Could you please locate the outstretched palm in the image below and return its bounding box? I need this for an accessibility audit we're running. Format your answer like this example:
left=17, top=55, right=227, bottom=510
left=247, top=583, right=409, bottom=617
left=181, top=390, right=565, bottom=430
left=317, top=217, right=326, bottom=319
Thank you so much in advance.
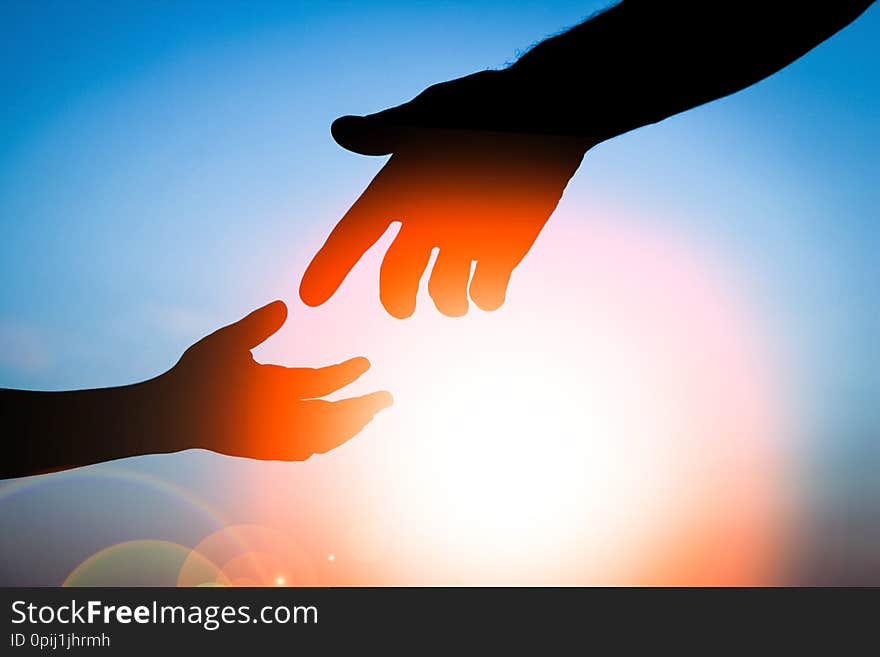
left=164, top=300, right=392, bottom=460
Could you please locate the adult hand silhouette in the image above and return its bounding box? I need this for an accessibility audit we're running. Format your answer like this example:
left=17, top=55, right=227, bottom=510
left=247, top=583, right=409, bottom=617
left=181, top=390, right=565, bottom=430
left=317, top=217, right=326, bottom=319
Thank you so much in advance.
left=166, top=300, right=393, bottom=460
left=300, top=127, right=586, bottom=318
left=301, top=1, right=873, bottom=319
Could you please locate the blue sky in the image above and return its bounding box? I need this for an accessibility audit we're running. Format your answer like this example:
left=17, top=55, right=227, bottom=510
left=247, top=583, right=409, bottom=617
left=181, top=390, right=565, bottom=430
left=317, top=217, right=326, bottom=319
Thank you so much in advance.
left=1, top=0, right=613, bottom=388
left=1, top=1, right=876, bottom=394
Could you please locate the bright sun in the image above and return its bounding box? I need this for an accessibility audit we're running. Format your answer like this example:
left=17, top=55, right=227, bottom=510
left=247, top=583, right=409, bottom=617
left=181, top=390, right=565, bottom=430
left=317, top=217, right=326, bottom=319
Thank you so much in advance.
left=260, top=212, right=789, bottom=585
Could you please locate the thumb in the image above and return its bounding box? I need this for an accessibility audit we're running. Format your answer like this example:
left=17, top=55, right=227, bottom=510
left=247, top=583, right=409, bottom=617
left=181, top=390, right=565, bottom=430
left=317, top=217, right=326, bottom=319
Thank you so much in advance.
left=211, top=300, right=288, bottom=351
left=331, top=114, right=399, bottom=157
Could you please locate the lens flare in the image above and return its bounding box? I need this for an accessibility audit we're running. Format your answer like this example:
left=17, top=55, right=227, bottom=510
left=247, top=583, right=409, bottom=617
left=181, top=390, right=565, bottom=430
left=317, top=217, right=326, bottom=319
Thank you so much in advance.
left=259, top=209, right=791, bottom=584
left=177, top=524, right=319, bottom=587
left=64, top=539, right=220, bottom=587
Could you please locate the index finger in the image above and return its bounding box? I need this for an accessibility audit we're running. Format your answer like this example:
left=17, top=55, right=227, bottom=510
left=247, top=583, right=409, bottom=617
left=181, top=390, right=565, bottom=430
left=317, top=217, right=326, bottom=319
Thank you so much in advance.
left=299, top=159, right=401, bottom=306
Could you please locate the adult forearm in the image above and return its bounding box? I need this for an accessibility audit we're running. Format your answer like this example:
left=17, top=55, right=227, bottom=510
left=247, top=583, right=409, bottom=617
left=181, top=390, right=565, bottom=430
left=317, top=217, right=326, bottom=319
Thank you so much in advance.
left=332, top=1, right=874, bottom=155
left=507, top=0, right=874, bottom=141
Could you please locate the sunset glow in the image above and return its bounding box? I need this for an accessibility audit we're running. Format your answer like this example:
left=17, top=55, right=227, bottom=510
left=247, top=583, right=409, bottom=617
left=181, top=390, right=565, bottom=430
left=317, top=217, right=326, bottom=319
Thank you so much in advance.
left=246, top=209, right=792, bottom=585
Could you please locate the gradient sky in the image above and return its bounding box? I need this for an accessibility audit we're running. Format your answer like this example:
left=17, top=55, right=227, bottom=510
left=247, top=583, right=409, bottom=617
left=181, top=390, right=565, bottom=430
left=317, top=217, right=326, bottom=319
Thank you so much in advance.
left=0, top=1, right=877, bottom=584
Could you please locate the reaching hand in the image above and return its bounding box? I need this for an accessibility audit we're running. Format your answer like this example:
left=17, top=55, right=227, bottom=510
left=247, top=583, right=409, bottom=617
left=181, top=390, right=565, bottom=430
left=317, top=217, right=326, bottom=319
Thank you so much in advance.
left=163, top=300, right=392, bottom=460
left=300, top=72, right=587, bottom=318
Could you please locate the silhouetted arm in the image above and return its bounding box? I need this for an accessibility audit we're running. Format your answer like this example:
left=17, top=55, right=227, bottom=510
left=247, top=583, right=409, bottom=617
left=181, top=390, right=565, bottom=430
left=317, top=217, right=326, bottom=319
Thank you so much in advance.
left=510, top=0, right=874, bottom=141
left=1, top=301, right=392, bottom=479
left=0, top=381, right=175, bottom=478
left=333, top=0, right=875, bottom=152
left=302, top=0, right=873, bottom=318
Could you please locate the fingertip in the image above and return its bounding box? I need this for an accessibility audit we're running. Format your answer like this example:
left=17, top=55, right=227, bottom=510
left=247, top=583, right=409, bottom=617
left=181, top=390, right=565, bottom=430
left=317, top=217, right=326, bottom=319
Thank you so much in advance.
left=471, top=289, right=506, bottom=312
left=331, top=115, right=396, bottom=156
left=432, top=295, right=469, bottom=317
left=298, top=277, right=328, bottom=308
left=343, top=356, right=371, bottom=375
left=470, top=258, right=515, bottom=312
left=251, top=300, right=288, bottom=332
left=384, top=297, right=417, bottom=320
left=429, top=279, right=469, bottom=317
left=352, top=355, right=371, bottom=368
left=299, top=293, right=320, bottom=308
left=427, top=251, right=472, bottom=318
left=263, top=300, right=289, bottom=333
left=358, top=390, right=394, bottom=413
left=330, top=115, right=362, bottom=144
left=469, top=273, right=509, bottom=312
left=267, top=299, right=288, bottom=319
left=374, top=390, right=394, bottom=410
left=252, top=298, right=287, bottom=318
